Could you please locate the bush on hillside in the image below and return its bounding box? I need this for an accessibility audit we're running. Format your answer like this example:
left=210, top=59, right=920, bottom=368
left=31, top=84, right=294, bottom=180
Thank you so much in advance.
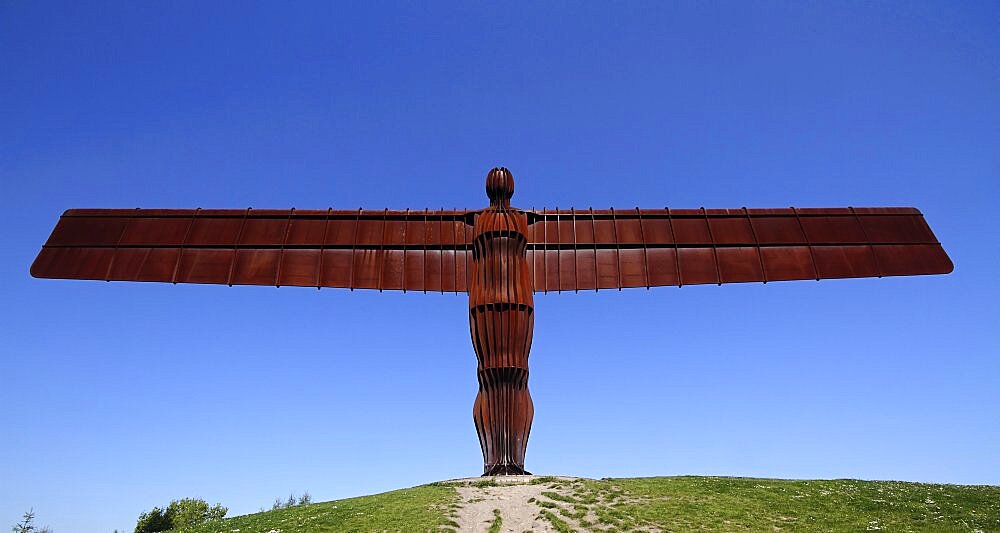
left=134, top=498, right=226, bottom=533
left=134, top=507, right=170, bottom=533
left=269, top=491, right=312, bottom=511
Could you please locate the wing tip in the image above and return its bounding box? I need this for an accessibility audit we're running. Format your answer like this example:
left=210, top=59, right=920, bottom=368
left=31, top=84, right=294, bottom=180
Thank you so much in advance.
left=941, top=252, right=955, bottom=275
left=29, top=254, right=48, bottom=279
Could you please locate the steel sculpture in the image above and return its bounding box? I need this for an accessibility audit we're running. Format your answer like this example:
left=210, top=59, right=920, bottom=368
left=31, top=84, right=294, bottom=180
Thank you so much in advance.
left=30, top=167, right=954, bottom=476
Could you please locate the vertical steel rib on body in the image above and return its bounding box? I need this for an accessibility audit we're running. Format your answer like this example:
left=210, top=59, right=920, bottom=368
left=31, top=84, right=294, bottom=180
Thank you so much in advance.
left=469, top=168, right=534, bottom=476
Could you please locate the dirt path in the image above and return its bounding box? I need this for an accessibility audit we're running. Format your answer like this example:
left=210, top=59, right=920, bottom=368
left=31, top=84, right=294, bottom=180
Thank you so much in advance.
left=444, top=475, right=659, bottom=532
left=452, top=476, right=554, bottom=532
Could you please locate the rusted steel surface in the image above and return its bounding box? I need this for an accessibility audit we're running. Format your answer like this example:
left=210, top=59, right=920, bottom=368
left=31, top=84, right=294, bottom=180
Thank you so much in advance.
left=523, top=207, right=952, bottom=291
left=30, top=167, right=955, bottom=476
left=32, top=205, right=952, bottom=292
left=30, top=208, right=475, bottom=291
left=469, top=168, right=534, bottom=475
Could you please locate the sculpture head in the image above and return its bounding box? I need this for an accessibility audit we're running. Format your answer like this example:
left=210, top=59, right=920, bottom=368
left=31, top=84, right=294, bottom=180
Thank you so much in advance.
left=486, top=167, right=514, bottom=208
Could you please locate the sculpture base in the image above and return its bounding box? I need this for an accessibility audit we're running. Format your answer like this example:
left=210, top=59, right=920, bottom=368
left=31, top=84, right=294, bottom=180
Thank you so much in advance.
left=483, top=464, right=532, bottom=476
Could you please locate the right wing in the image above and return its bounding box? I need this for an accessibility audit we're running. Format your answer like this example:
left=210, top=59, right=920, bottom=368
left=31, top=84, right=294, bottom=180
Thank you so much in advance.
left=525, top=207, right=953, bottom=292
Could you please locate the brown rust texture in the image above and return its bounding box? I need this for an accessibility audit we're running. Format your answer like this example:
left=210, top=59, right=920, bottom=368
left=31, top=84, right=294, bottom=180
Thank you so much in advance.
left=29, top=166, right=955, bottom=476
left=523, top=206, right=952, bottom=291
left=30, top=208, right=474, bottom=291
left=30, top=206, right=952, bottom=292
left=469, top=167, right=534, bottom=475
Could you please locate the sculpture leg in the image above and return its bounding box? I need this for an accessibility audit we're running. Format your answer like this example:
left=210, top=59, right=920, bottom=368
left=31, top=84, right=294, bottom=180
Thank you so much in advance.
left=471, top=305, right=534, bottom=475
left=473, top=368, right=534, bottom=475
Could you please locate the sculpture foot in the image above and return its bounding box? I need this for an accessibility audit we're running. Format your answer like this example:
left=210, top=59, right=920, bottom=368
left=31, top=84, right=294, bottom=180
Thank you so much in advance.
left=483, top=464, right=531, bottom=476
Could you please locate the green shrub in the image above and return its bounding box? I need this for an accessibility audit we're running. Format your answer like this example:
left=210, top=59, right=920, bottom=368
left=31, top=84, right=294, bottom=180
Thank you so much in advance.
left=269, top=490, right=312, bottom=510
left=134, top=498, right=226, bottom=533
left=166, top=499, right=227, bottom=528
left=134, top=507, right=171, bottom=533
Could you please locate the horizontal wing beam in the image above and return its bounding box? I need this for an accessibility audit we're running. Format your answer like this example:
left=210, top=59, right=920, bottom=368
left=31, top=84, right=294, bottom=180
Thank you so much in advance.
left=524, top=207, right=953, bottom=292
left=31, top=208, right=475, bottom=292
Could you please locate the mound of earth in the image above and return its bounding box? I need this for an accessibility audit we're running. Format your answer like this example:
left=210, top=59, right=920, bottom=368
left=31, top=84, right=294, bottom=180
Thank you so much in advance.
left=167, top=475, right=1000, bottom=532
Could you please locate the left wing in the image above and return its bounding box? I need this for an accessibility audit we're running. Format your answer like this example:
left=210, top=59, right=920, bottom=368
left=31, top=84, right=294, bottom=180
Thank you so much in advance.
left=31, top=208, right=475, bottom=292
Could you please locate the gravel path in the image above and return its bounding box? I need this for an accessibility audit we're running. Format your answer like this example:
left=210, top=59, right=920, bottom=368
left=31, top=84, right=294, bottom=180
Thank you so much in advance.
left=448, top=476, right=579, bottom=532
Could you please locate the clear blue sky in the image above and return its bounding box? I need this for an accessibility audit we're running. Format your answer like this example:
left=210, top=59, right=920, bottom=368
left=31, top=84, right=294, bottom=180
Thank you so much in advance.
left=2, top=2, right=997, bottom=531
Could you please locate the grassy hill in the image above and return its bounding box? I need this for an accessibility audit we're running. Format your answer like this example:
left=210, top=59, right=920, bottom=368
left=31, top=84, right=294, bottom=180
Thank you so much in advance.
left=169, top=476, right=999, bottom=532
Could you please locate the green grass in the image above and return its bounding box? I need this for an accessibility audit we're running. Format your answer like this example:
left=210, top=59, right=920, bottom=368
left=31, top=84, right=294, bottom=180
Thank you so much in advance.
left=537, top=476, right=1000, bottom=532
left=487, top=508, right=502, bottom=533
left=538, top=509, right=574, bottom=532
left=165, top=483, right=457, bottom=533
left=164, top=476, right=1000, bottom=532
